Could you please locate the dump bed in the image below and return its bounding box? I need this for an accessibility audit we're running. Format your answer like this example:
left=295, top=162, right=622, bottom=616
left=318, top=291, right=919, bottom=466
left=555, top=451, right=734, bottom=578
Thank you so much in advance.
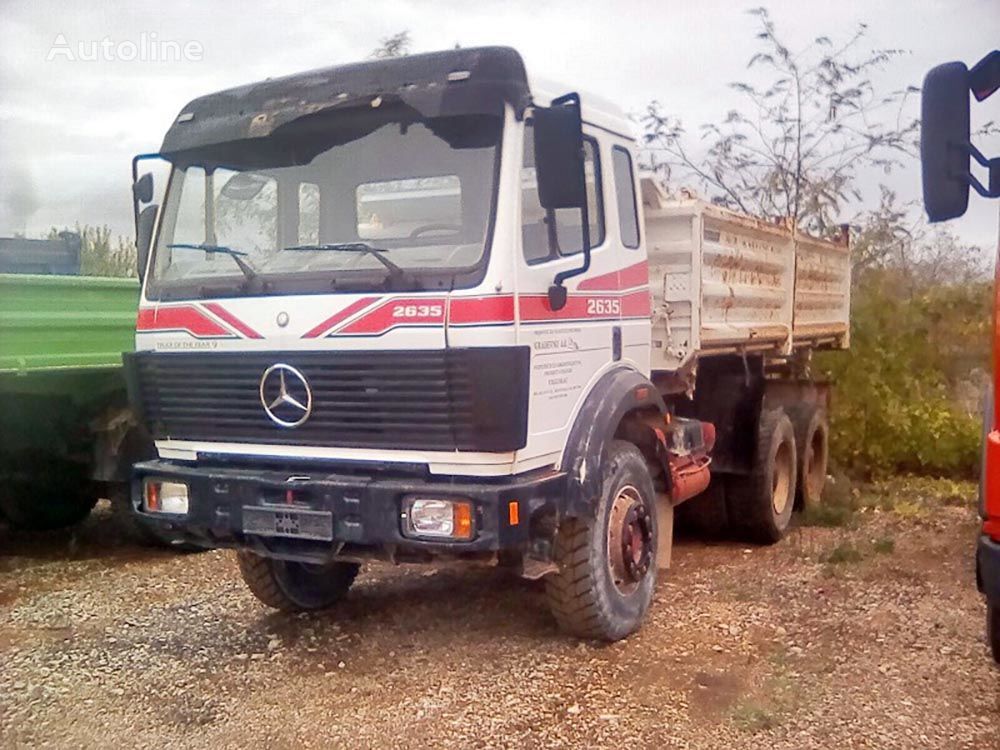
left=641, top=180, right=851, bottom=373
left=0, top=274, right=138, bottom=374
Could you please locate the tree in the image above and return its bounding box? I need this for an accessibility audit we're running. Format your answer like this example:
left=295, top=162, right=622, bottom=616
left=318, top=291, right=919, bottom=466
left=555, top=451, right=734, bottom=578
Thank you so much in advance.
left=371, top=31, right=412, bottom=59
left=851, top=187, right=988, bottom=291
left=642, top=7, right=919, bottom=235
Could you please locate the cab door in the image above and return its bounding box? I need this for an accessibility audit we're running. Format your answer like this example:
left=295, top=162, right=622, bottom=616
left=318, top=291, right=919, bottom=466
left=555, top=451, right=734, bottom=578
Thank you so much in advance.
left=514, top=123, right=622, bottom=466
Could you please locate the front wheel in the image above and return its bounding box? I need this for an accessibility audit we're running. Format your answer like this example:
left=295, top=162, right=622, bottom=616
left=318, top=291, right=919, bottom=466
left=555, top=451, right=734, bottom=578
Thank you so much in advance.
left=237, top=550, right=360, bottom=612
left=989, top=599, right=1000, bottom=664
left=545, top=440, right=658, bottom=641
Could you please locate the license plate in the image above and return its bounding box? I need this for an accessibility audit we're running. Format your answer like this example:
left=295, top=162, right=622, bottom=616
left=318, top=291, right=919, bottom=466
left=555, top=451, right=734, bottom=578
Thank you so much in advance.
left=242, top=506, right=334, bottom=541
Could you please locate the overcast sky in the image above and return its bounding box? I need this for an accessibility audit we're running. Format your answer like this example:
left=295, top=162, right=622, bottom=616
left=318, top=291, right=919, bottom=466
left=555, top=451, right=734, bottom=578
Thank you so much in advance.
left=1, top=0, right=997, bottom=248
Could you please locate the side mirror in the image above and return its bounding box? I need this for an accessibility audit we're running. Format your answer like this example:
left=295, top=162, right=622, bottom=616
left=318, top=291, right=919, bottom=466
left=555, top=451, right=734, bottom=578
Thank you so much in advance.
left=136, top=204, right=158, bottom=282
left=132, top=153, right=165, bottom=282
left=534, top=95, right=587, bottom=210
left=921, top=62, right=971, bottom=222
left=533, top=93, right=591, bottom=311
left=133, top=172, right=154, bottom=204
left=921, top=51, right=1000, bottom=223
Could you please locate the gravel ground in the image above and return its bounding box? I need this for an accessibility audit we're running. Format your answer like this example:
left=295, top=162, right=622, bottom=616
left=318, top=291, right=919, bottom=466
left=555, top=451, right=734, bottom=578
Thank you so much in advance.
left=1, top=479, right=997, bottom=749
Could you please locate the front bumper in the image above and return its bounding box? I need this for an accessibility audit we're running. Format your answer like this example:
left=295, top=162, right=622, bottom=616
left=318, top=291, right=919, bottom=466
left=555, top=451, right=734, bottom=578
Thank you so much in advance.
left=131, top=459, right=565, bottom=563
left=977, top=534, right=1000, bottom=601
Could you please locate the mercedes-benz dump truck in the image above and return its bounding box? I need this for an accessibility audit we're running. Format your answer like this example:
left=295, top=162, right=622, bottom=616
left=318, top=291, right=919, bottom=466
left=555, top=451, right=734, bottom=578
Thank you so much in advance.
left=125, top=47, right=849, bottom=640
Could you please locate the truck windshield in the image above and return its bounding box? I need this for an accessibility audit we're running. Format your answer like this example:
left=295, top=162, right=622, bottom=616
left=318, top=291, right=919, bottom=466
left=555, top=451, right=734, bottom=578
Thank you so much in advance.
left=146, top=110, right=502, bottom=299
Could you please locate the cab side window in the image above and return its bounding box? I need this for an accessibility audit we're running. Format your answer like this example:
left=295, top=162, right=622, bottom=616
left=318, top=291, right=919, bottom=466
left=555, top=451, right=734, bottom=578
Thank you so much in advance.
left=521, top=123, right=605, bottom=264
left=612, top=146, right=640, bottom=249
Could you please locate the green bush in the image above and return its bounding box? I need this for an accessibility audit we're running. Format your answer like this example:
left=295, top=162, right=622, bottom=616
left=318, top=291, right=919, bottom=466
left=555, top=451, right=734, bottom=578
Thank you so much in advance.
left=817, top=269, right=989, bottom=479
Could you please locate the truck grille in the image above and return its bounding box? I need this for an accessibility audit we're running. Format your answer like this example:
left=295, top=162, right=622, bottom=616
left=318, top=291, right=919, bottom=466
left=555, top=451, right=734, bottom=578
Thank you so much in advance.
left=125, top=348, right=529, bottom=453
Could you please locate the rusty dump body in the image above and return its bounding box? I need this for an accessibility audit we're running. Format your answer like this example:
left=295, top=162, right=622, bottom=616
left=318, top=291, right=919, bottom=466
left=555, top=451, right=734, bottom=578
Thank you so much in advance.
left=641, top=179, right=851, bottom=373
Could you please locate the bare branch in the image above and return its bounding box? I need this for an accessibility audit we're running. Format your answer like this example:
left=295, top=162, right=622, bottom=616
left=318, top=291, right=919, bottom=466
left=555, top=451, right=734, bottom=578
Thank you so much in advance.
left=641, top=6, right=918, bottom=233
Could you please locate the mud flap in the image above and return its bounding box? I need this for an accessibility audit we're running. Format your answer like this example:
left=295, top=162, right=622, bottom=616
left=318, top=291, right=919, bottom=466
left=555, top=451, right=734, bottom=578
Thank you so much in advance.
left=656, top=494, right=674, bottom=570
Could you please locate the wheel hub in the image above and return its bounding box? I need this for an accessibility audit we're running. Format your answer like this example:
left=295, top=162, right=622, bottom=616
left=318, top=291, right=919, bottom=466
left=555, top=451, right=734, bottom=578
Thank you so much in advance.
left=607, top=485, right=653, bottom=594
left=772, top=442, right=793, bottom=516
left=621, top=504, right=652, bottom=582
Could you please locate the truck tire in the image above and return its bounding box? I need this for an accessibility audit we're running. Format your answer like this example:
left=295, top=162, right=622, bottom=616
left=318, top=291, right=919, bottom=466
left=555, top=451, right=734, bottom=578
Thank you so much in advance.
left=0, top=460, right=97, bottom=531
left=675, top=479, right=728, bottom=537
left=545, top=440, right=658, bottom=641
left=726, top=408, right=797, bottom=544
left=790, top=405, right=829, bottom=509
left=989, top=600, right=1000, bottom=664
left=237, top=550, right=360, bottom=612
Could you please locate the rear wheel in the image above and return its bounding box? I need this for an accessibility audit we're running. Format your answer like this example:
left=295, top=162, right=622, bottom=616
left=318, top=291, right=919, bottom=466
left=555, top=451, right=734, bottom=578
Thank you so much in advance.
left=989, top=599, right=1000, bottom=664
left=545, top=440, right=658, bottom=641
left=237, top=550, right=360, bottom=612
left=790, top=405, right=829, bottom=509
left=726, top=408, right=797, bottom=544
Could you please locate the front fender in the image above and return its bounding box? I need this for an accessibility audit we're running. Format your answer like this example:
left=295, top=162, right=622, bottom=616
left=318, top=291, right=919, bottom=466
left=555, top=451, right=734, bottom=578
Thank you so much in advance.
left=559, top=367, right=666, bottom=518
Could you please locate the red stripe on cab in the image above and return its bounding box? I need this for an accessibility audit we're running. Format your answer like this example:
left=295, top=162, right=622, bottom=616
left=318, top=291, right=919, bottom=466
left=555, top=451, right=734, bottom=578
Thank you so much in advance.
left=302, top=297, right=380, bottom=338
left=203, top=303, right=263, bottom=339
left=577, top=260, right=649, bottom=292
left=136, top=305, right=233, bottom=338
left=621, top=289, right=652, bottom=317
left=449, top=296, right=516, bottom=325
left=338, top=297, right=446, bottom=335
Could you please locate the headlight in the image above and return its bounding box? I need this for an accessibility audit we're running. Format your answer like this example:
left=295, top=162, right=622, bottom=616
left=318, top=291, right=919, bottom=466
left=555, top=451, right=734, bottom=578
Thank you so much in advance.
left=143, top=479, right=189, bottom=515
left=403, top=497, right=474, bottom=540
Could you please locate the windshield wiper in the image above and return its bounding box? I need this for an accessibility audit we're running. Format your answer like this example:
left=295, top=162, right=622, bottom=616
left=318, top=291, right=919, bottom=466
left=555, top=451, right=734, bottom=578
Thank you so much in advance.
left=168, top=243, right=260, bottom=284
left=282, top=242, right=404, bottom=278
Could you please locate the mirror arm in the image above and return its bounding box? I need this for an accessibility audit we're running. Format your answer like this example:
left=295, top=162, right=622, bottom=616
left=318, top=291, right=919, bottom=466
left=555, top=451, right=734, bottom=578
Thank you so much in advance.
left=967, top=169, right=1000, bottom=199
left=970, top=142, right=993, bottom=168
left=965, top=144, right=1000, bottom=198
left=553, top=201, right=592, bottom=288
left=553, top=121, right=592, bottom=290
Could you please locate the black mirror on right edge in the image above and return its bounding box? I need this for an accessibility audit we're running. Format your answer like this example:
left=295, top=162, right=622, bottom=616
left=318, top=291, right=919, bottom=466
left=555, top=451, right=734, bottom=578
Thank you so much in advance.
left=922, top=51, right=1000, bottom=223
left=921, top=62, right=971, bottom=222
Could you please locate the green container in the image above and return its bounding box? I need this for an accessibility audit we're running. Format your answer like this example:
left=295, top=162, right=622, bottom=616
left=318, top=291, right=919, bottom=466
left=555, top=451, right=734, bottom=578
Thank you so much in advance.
left=0, top=273, right=138, bottom=375
left=0, top=273, right=140, bottom=529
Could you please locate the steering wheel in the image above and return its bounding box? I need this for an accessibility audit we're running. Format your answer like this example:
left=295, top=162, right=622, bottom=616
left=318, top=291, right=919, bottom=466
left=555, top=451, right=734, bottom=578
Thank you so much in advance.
left=409, top=223, right=461, bottom=238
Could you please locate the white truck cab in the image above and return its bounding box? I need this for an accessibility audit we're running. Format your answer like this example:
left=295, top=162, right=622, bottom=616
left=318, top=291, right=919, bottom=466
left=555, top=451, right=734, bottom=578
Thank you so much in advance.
left=127, top=47, right=849, bottom=640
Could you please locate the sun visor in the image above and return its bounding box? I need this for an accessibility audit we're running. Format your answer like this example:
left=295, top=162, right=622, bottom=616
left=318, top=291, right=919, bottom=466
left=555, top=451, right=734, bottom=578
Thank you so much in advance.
left=160, top=46, right=531, bottom=161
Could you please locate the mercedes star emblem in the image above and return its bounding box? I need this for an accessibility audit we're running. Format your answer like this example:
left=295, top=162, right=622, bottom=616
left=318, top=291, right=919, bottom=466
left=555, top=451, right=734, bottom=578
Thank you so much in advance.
left=259, top=363, right=313, bottom=428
